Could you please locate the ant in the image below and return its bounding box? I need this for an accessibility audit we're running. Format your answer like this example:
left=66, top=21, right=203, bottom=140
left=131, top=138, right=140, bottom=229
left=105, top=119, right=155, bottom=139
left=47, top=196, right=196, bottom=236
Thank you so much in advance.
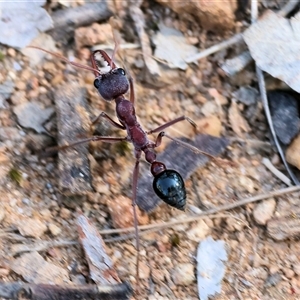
left=30, top=42, right=215, bottom=290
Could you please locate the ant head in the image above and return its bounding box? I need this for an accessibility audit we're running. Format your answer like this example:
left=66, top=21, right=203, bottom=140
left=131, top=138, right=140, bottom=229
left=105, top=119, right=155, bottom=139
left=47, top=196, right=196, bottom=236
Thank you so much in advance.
left=94, top=67, right=129, bottom=101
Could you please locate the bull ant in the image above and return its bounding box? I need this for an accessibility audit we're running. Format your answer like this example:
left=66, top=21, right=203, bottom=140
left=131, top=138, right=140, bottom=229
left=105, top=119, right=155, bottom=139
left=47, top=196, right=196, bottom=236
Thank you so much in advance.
left=30, top=43, right=215, bottom=290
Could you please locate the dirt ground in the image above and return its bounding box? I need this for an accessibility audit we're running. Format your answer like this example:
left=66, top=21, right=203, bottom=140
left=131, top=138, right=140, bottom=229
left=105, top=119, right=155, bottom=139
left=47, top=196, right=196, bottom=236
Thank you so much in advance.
left=1, top=1, right=300, bottom=300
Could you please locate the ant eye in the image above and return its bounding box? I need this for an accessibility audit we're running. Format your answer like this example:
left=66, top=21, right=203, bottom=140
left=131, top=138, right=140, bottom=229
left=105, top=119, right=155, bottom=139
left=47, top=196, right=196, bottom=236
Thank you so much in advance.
left=117, top=68, right=126, bottom=76
left=94, top=78, right=100, bottom=89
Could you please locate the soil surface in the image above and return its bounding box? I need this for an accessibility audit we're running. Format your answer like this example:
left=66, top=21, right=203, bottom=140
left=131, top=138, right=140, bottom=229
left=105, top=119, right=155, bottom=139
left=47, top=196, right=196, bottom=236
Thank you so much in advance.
left=1, top=1, right=300, bottom=300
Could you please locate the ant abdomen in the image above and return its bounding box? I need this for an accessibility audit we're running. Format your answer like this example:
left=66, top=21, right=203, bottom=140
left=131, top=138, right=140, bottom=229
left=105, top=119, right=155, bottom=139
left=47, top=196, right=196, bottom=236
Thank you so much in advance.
left=94, top=68, right=129, bottom=101
left=152, top=169, right=186, bottom=210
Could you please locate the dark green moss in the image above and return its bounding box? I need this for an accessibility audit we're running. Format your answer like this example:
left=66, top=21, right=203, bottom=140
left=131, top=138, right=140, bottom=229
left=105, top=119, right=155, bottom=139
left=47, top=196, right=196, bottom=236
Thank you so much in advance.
left=170, top=233, right=180, bottom=247
left=114, top=141, right=131, bottom=156
left=9, top=168, right=22, bottom=185
left=0, top=51, right=5, bottom=61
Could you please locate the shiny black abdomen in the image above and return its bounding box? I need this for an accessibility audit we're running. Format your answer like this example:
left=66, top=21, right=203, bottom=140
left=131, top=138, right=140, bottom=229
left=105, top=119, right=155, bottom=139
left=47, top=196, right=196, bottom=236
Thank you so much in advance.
left=152, top=170, right=186, bottom=210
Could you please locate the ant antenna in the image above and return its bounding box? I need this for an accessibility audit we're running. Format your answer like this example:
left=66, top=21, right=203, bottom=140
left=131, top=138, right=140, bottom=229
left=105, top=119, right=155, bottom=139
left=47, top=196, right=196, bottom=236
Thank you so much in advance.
left=110, top=32, right=120, bottom=69
left=109, top=17, right=122, bottom=70
left=28, top=46, right=102, bottom=76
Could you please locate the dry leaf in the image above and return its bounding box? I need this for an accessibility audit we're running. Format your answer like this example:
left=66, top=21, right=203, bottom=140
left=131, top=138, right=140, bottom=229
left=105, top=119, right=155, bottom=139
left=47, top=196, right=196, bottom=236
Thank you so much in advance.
left=153, top=24, right=198, bottom=70
left=243, top=10, right=300, bottom=93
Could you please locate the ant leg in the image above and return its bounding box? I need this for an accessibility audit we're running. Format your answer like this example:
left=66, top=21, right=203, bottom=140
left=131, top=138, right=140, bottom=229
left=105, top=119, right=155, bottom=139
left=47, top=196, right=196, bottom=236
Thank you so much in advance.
left=91, top=112, right=126, bottom=130
left=129, top=76, right=135, bottom=105
left=146, top=116, right=196, bottom=135
left=132, top=150, right=141, bottom=289
left=154, top=132, right=216, bottom=159
left=45, top=136, right=127, bottom=154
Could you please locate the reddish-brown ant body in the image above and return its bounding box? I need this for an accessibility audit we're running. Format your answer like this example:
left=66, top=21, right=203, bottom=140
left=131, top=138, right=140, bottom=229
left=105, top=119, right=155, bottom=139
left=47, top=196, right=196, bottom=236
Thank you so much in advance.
left=88, top=49, right=196, bottom=283
left=30, top=44, right=213, bottom=289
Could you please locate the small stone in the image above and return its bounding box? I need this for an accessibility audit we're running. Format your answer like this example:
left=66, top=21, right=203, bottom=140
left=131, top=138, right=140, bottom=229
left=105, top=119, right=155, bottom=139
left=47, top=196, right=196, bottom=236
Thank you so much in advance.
left=74, top=23, right=113, bottom=50
left=201, top=101, right=219, bottom=116
left=293, top=264, right=300, bottom=276
left=232, top=86, right=259, bottom=106
left=0, top=206, right=5, bottom=222
left=0, top=79, right=15, bottom=108
left=282, top=267, right=294, bottom=279
left=17, top=218, right=47, bottom=238
left=229, top=100, right=251, bottom=137
left=11, top=252, right=70, bottom=284
left=265, top=273, right=282, bottom=287
left=139, top=261, right=150, bottom=279
left=208, top=88, right=228, bottom=105
left=238, top=176, right=255, bottom=193
left=112, top=250, right=122, bottom=264
left=187, top=220, right=210, bottom=242
left=253, top=198, right=276, bottom=225
left=171, top=263, right=195, bottom=285
left=0, top=268, right=10, bottom=276
left=194, top=94, right=207, bottom=105
left=15, top=81, right=27, bottom=91
left=70, top=274, right=86, bottom=285
left=48, top=223, right=61, bottom=236
left=0, top=151, right=9, bottom=163
left=269, top=265, right=280, bottom=274
left=60, top=207, right=71, bottom=219
left=7, top=48, right=16, bottom=57
left=152, top=269, right=165, bottom=283
left=108, top=196, right=149, bottom=229
left=0, top=127, right=23, bottom=142
left=286, top=134, right=300, bottom=170
left=13, top=102, right=54, bottom=133
left=196, top=115, right=222, bottom=137
left=268, top=91, right=299, bottom=145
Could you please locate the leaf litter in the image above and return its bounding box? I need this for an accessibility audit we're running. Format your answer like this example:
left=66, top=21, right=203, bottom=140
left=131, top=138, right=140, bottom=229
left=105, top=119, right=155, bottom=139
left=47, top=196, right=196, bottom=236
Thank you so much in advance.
left=244, top=10, right=300, bottom=93
left=153, top=23, right=198, bottom=70
left=1, top=0, right=297, bottom=299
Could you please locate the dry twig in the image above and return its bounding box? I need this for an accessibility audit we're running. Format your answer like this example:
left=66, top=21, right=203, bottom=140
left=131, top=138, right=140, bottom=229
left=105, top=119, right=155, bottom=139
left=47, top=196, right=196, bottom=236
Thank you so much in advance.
left=262, top=158, right=292, bottom=186
left=99, top=185, right=300, bottom=236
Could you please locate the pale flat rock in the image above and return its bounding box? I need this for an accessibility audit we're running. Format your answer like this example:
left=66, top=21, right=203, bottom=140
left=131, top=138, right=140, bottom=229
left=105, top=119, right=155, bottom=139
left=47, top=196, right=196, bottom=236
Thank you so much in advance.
left=187, top=220, right=211, bottom=242
left=10, top=252, right=70, bottom=284
left=0, top=1, right=53, bottom=49
left=228, top=100, right=251, bottom=137
left=17, top=218, right=47, bottom=238
left=172, top=263, right=195, bottom=285
left=13, top=102, right=54, bottom=133
left=196, top=116, right=222, bottom=137
left=253, top=198, right=276, bottom=225
left=0, top=79, right=15, bottom=108
left=197, top=237, right=228, bottom=300
left=153, top=24, right=198, bottom=70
